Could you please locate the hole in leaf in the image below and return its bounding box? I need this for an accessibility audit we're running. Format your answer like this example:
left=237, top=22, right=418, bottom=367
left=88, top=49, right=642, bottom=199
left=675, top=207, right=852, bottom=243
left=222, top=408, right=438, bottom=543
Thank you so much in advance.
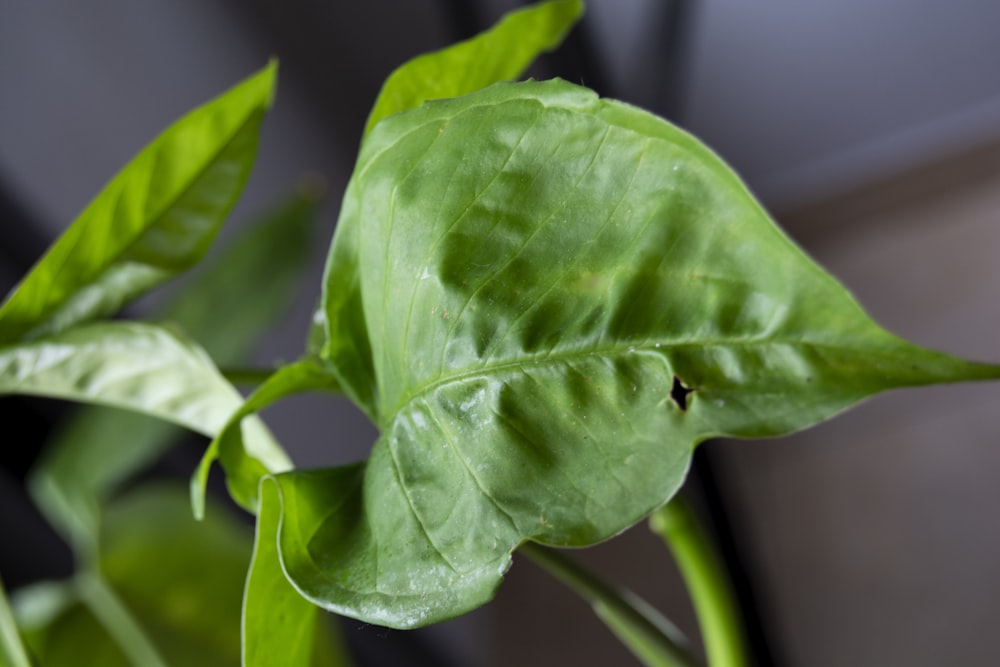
left=670, top=376, right=695, bottom=411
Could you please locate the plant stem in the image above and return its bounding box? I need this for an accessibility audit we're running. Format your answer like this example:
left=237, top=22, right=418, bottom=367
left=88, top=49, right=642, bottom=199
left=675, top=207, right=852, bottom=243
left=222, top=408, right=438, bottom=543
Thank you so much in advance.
left=75, top=572, right=170, bottom=667
left=650, top=496, right=749, bottom=667
left=221, top=367, right=275, bottom=386
left=0, top=574, right=33, bottom=667
left=519, top=541, right=703, bottom=667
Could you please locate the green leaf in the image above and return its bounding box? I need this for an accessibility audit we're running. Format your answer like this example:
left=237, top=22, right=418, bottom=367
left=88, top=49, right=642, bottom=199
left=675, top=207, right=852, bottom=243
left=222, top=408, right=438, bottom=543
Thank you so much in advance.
left=363, top=0, right=583, bottom=136
left=0, top=574, right=33, bottom=667
left=0, top=321, right=291, bottom=491
left=244, top=479, right=353, bottom=667
left=14, top=487, right=339, bottom=667
left=17, top=598, right=130, bottom=667
left=306, top=79, right=1000, bottom=627
left=321, top=0, right=583, bottom=414
left=163, top=186, right=322, bottom=363
left=192, top=358, right=342, bottom=519
left=28, top=191, right=321, bottom=551
left=0, top=61, right=277, bottom=344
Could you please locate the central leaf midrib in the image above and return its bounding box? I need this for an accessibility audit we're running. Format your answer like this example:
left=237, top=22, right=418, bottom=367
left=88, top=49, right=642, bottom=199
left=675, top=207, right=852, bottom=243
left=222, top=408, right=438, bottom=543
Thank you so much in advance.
left=380, top=334, right=887, bottom=428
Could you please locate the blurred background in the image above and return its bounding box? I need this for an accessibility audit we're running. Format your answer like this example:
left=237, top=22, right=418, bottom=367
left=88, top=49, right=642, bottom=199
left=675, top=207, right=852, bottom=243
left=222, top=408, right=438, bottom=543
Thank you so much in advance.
left=2, top=1, right=1000, bottom=665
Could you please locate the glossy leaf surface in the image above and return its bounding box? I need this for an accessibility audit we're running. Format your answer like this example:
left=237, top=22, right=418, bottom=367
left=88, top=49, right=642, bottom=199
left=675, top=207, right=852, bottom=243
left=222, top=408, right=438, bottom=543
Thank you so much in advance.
left=0, top=322, right=290, bottom=491
left=0, top=62, right=276, bottom=344
left=304, top=79, right=1000, bottom=627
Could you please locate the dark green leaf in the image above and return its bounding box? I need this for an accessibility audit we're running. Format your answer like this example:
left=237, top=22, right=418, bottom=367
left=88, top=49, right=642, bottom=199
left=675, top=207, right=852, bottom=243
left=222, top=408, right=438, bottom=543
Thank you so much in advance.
left=305, top=79, right=1000, bottom=627
left=363, top=0, right=583, bottom=136
left=192, top=358, right=342, bottom=519
left=0, top=62, right=277, bottom=344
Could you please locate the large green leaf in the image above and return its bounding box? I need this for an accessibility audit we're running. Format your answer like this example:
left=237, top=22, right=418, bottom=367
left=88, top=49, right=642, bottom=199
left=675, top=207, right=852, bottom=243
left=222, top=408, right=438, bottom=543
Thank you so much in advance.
left=0, top=62, right=276, bottom=344
left=0, top=321, right=291, bottom=513
left=322, top=0, right=583, bottom=414
left=28, top=192, right=320, bottom=553
left=300, top=79, right=1000, bottom=627
left=244, top=480, right=353, bottom=667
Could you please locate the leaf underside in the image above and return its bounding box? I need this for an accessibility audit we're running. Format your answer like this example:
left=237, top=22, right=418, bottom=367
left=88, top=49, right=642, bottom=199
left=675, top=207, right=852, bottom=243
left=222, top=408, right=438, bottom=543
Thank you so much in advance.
left=276, top=79, right=1000, bottom=628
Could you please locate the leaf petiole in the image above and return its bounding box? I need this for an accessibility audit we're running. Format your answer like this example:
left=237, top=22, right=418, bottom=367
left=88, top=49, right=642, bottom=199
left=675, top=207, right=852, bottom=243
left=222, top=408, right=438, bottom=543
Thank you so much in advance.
left=650, top=495, right=749, bottom=667
left=75, top=571, right=169, bottom=667
left=519, top=541, right=703, bottom=667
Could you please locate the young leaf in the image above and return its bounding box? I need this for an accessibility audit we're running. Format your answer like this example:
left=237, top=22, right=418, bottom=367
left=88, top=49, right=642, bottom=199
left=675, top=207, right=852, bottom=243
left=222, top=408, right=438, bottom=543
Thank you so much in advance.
left=0, top=321, right=291, bottom=485
left=321, top=0, right=583, bottom=412
left=0, top=62, right=277, bottom=344
left=304, top=79, right=1000, bottom=627
left=192, top=358, right=341, bottom=519
left=363, top=0, right=583, bottom=136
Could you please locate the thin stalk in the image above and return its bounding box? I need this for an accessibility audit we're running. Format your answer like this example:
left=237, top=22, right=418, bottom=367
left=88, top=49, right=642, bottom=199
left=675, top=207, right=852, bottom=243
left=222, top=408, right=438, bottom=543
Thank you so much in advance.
left=221, top=367, right=276, bottom=387
left=650, top=496, right=749, bottom=667
left=519, top=541, right=702, bottom=667
left=0, top=574, right=33, bottom=667
left=75, top=572, right=169, bottom=667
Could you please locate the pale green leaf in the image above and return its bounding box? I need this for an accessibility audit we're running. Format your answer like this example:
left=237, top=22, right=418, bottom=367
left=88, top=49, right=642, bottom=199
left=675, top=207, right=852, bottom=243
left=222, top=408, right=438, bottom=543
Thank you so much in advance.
left=0, top=62, right=277, bottom=344
left=304, top=79, right=1000, bottom=627
left=363, top=0, right=583, bottom=136
left=0, top=321, right=291, bottom=489
left=192, top=358, right=341, bottom=519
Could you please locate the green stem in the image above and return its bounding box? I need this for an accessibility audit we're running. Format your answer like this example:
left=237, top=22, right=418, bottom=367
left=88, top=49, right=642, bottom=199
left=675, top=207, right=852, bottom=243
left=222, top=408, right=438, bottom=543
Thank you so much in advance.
left=75, top=572, right=169, bottom=667
left=0, top=574, right=33, bottom=667
left=519, top=542, right=702, bottom=667
left=221, top=367, right=276, bottom=386
left=650, top=496, right=749, bottom=667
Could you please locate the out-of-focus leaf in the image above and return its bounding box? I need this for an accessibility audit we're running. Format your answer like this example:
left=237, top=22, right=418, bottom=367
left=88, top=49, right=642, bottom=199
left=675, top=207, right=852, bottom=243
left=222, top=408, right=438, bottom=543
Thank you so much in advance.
left=302, top=79, right=1000, bottom=627
left=17, top=598, right=130, bottom=667
left=0, top=322, right=291, bottom=507
left=97, top=487, right=248, bottom=666
left=0, top=574, right=33, bottom=667
left=192, top=358, right=341, bottom=519
left=163, top=187, right=322, bottom=361
left=323, top=0, right=583, bottom=413
left=28, top=190, right=321, bottom=553
left=14, top=487, right=350, bottom=667
left=0, top=62, right=277, bottom=344
left=243, top=479, right=353, bottom=667
left=363, top=0, right=583, bottom=136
